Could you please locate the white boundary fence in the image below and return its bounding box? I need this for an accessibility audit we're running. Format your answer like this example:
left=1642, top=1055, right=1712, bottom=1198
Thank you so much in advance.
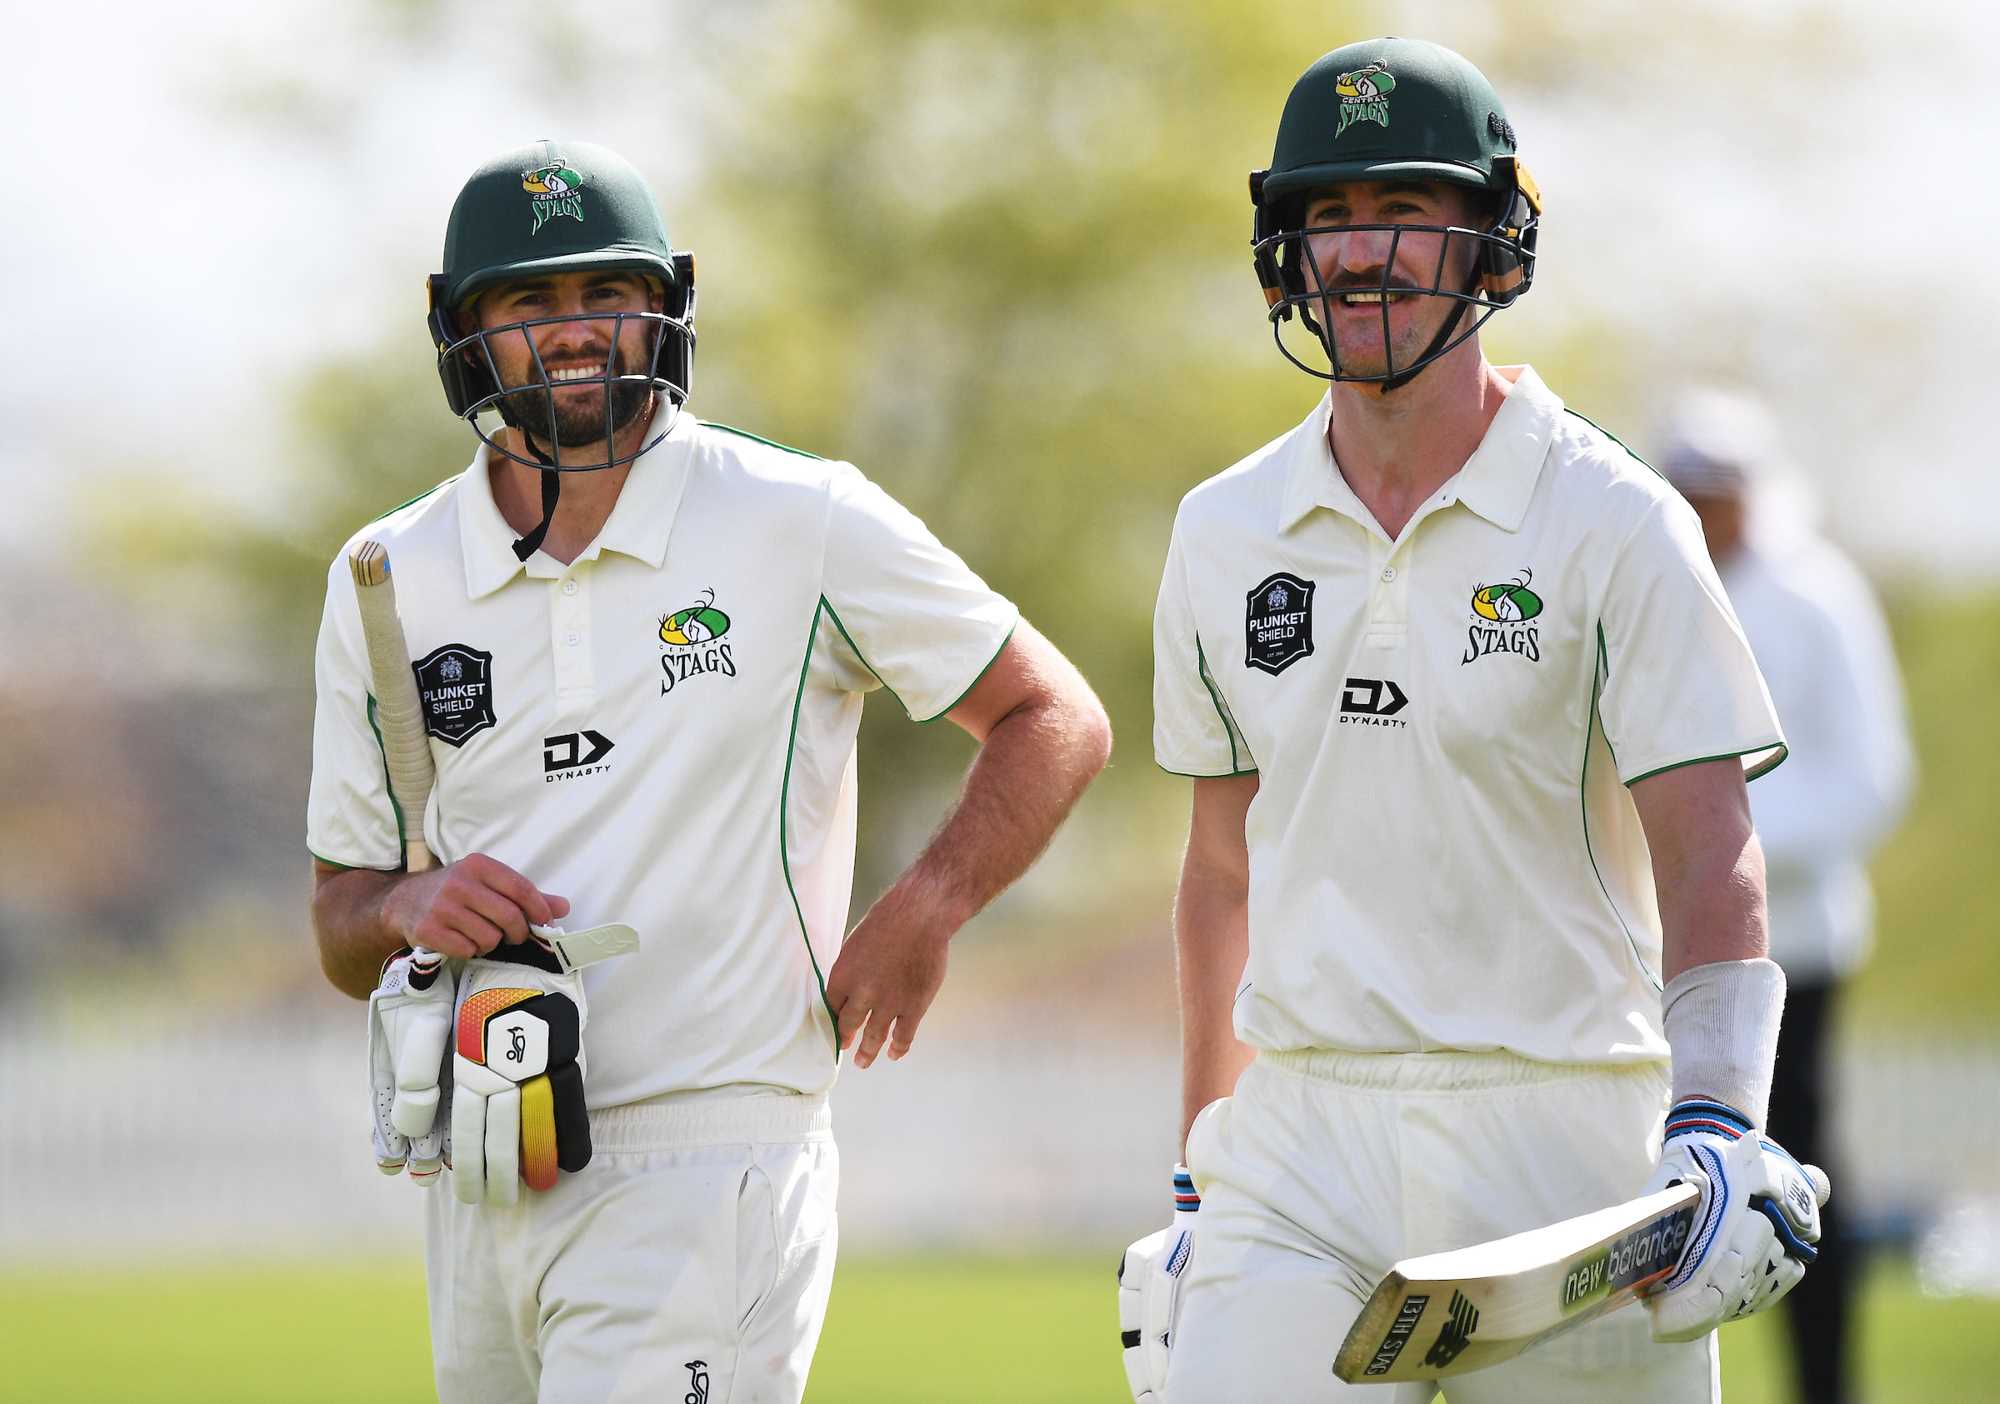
left=2, top=1016, right=1994, bottom=1261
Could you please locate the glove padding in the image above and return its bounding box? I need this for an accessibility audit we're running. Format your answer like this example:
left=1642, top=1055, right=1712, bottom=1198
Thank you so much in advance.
left=1643, top=1099, right=1830, bottom=1342
left=368, top=947, right=454, bottom=1184
left=1117, top=1166, right=1200, bottom=1402
left=450, top=945, right=594, bottom=1206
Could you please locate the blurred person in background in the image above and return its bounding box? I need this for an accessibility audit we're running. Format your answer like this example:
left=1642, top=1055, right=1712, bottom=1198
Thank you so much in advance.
left=1657, top=389, right=1915, bottom=1404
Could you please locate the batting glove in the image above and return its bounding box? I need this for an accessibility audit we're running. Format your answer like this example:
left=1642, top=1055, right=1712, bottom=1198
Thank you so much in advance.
left=447, top=942, right=600, bottom=1207
left=368, top=947, right=455, bottom=1185
left=1117, top=1165, right=1200, bottom=1402
left=1642, top=1098, right=1830, bottom=1341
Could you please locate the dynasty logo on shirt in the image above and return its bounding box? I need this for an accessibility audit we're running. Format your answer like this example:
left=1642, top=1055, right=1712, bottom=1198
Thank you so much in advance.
left=658, top=588, right=738, bottom=697
left=1246, top=571, right=1316, bottom=675
left=412, top=643, right=497, bottom=745
left=1462, top=568, right=1544, bottom=666
left=543, top=730, right=615, bottom=781
left=1339, top=677, right=1409, bottom=729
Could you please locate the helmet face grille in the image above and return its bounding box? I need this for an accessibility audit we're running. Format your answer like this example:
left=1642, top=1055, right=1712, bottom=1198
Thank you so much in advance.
left=431, top=299, right=696, bottom=473
left=1252, top=207, right=1537, bottom=388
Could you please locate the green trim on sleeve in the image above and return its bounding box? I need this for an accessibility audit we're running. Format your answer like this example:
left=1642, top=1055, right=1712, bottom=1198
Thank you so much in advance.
left=817, top=597, right=910, bottom=715
left=816, top=598, right=1017, bottom=725
left=1156, top=765, right=1262, bottom=780
left=1742, top=742, right=1789, bottom=783
left=782, top=598, right=841, bottom=1061
left=917, top=616, right=1018, bottom=725
left=308, top=849, right=398, bottom=873
left=365, top=478, right=451, bottom=527
left=1580, top=633, right=1657, bottom=992
left=1627, top=743, right=1789, bottom=788
left=364, top=693, right=409, bottom=856
left=700, top=421, right=826, bottom=460
left=1594, top=625, right=1619, bottom=771
left=1563, top=409, right=1661, bottom=480
left=1193, top=636, right=1254, bottom=775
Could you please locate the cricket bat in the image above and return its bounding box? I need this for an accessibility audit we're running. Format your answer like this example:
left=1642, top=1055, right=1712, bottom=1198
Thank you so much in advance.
left=349, top=540, right=635, bottom=975
left=1331, top=1182, right=1700, bottom=1383
left=349, top=540, right=436, bottom=873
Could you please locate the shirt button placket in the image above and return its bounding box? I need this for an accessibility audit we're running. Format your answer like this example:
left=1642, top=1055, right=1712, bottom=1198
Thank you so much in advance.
left=1367, top=544, right=1408, bottom=650
left=552, top=570, right=596, bottom=720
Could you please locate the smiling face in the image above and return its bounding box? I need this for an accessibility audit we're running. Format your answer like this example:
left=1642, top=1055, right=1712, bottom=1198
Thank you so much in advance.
left=471, top=269, right=665, bottom=450
left=1296, top=179, right=1489, bottom=381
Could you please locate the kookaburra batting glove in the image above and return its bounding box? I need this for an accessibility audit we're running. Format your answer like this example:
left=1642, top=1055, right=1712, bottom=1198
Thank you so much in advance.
left=1642, top=1098, right=1829, bottom=1341
left=449, top=922, right=640, bottom=1207
left=450, top=948, right=590, bottom=1206
left=1117, top=1165, right=1200, bottom=1402
left=368, top=947, right=455, bottom=1184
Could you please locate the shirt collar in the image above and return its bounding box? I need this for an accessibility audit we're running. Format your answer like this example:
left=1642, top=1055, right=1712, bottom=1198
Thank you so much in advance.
left=1449, top=365, right=1562, bottom=533
left=1276, top=391, right=1353, bottom=532
left=460, top=402, right=696, bottom=599
left=1275, top=364, right=1563, bottom=536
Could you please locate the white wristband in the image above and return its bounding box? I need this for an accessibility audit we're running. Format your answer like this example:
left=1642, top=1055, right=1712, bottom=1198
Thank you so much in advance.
left=1662, top=957, right=1786, bottom=1127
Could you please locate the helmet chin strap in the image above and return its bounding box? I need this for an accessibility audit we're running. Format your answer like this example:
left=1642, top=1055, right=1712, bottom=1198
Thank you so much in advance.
left=499, top=395, right=562, bottom=562
left=512, top=464, right=561, bottom=562
left=1375, top=268, right=1482, bottom=393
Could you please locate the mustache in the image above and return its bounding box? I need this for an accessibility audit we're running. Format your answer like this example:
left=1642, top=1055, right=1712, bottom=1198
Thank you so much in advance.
left=532, top=346, right=631, bottom=378
left=1315, top=276, right=1430, bottom=296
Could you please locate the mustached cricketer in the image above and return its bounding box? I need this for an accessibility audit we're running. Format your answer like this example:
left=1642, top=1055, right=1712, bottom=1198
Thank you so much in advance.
left=1119, top=39, right=1827, bottom=1403
left=307, top=141, right=1110, bottom=1403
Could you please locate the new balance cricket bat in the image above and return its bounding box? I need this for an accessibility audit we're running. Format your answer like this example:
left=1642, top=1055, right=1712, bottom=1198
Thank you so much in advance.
left=349, top=540, right=436, bottom=872
left=1330, top=1182, right=1700, bottom=1383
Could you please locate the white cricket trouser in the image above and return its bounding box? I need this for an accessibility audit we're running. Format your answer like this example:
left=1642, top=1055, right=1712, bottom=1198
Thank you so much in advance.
left=426, top=1088, right=838, bottom=1404
left=1166, top=1049, right=1718, bottom=1403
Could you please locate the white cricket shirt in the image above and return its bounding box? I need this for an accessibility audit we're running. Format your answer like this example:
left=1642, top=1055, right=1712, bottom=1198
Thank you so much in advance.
left=310, top=406, right=1017, bottom=1104
left=1154, top=366, right=1785, bottom=1065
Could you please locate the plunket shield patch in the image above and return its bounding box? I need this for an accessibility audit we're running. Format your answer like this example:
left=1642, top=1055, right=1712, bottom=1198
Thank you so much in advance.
left=413, top=643, right=497, bottom=746
left=1246, top=571, right=1316, bottom=674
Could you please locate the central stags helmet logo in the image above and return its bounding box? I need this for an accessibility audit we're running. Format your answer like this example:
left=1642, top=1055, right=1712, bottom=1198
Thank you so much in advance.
left=522, top=161, right=585, bottom=235
left=1334, top=62, right=1397, bottom=136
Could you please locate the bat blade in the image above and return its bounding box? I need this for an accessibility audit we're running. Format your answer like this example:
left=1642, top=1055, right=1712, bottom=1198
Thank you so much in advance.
left=349, top=540, right=436, bottom=873
left=1331, top=1183, right=1699, bottom=1383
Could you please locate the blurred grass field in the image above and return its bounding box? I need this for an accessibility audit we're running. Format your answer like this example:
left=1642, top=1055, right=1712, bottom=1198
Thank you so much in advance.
left=5, top=1253, right=1994, bottom=1401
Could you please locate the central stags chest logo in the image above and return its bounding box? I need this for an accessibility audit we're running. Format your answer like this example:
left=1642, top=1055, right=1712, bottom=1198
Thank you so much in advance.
left=522, top=161, right=585, bottom=234
left=1335, top=62, right=1397, bottom=137
left=1462, top=568, right=1545, bottom=666
left=658, top=588, right=738, bottom=697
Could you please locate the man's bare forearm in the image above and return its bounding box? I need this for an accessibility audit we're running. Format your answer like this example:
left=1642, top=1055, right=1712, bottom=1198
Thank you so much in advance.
left=312, top=864, right=415, bottom=1000
left=312, top=853, right=572, bottom=1000
left=1176, top=861, right=1255, bottom=1151
left=1657, top=829, right=1767, bottom=981
left=876, top=683, right=1111, bottom=936
left=1632, top=759, right=1769, bottom=981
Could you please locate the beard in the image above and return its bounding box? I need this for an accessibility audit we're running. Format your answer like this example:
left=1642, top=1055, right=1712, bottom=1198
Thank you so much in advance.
left=499, top=347, right=656, bottom=450
left=1319, top=291, right=1472, bottom=381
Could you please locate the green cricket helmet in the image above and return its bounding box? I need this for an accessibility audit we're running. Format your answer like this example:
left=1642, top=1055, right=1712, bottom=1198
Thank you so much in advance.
left=427, top=140, right=697, bottom=555
left=1249, top=38, right=1541, bottom=388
